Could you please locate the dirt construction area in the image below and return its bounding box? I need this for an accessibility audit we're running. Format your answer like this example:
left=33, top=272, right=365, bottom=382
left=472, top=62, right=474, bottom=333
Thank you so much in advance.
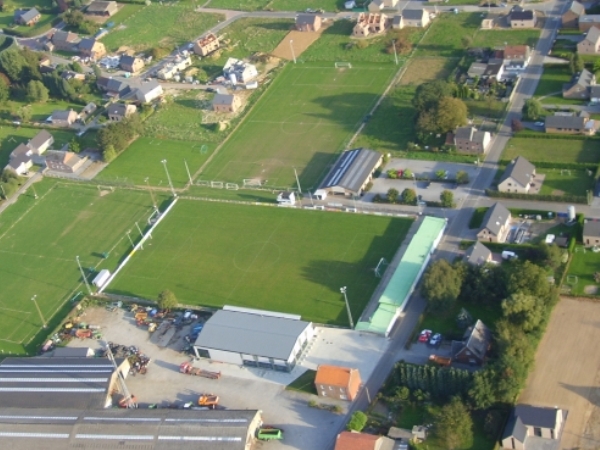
left=271, top=30, right=323, bottom=60
left=519, top=298, right=600, bottom=450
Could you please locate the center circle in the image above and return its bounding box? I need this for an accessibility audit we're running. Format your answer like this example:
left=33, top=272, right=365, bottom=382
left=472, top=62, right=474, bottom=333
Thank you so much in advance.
left=281, top=114, right=320, bottom=135
left=234, top=241, right=281, bottom=273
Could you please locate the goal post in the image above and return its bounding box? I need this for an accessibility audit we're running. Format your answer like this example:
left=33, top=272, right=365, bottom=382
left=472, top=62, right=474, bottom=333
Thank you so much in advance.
left=334, top=62, right=352, bottom=69
left=374, top=257, right=389, bottom=278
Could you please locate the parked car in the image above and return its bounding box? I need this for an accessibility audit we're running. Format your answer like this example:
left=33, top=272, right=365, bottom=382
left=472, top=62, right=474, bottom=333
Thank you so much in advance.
left=429, top=333, right=442, bottom=347
left=418, top=329, right=432, bottom=343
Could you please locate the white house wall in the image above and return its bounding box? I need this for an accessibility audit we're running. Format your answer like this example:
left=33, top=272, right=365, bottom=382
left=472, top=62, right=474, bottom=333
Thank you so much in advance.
left=207, top=348, right=243, bottom=365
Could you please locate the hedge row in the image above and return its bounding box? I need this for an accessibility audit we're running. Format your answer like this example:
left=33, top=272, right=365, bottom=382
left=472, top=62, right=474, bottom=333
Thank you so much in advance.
left=499, top=159, right=596, bottom=171
left=514, top=131, right=600, bottom=141
left=486, top=189, right=589, bottom=205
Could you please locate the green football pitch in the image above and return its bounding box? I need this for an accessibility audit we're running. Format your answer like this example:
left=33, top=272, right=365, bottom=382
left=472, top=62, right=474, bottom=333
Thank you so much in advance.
left=200, top=62, right=397, bottom=190
left=108, top=200, right=412, bottom=325
left=0, top=181, right=162, bottom=354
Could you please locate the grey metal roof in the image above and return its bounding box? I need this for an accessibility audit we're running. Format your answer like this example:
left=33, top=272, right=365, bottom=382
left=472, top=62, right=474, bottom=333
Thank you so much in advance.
left=52, top=30, right=80, bottom=45
left=28, top=130, right=53, bottom=151
left=467, top=62, right=487, bottom=77
left=514, top=404, right=559, bottom=429
left=52, top=109, right=76, bottom=121
left=573, top=68, right=594, bottom=89
left=0, top=408, right=261, bottom=450
left=213, top=93, right=235, bottom=106
left=7, top=143, right=32, bottom=170
left=510, top=9, right=534, bottom=20
left=465, top=242, right=492, bottom=266
left=108, top=103, right=128, bottom=117
left=462, top=319, right=491, bottom=359
left=584, top=220, right=600, bottom=238
left=454, top=126, right=487, bottom=145
left=402, top=9, right=425, bottom=20
left=48, top=347, right=95, bottom=357
left=194, top=310, right=312, bottom=360
left=136, top=79, right=161, bottom=95
left=502, top=414, right=527, bottom=443
left=319, top=148, right=381, bottom=194
left=78, top=38, right=97, bottom=51
left=481, top=202, right=510, bottom=236
left=545, top=114, right=587, bottom=130
left=500, top=156, right=535, bottom=188
left=0, top=357, right=120, bottom=409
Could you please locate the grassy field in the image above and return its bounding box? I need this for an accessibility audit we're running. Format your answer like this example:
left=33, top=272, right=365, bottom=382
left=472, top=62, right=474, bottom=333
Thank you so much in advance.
left=0, top=99, right=86, bottom=123
left=97, top=137, right=214, bottom=188
left=399, top=57, right=458, bottom=85
left=565, top=247, right=600, bottom=295
left=108, top=200, right=412, bottom=325
left=354, top=85, right=417, bottom=153
left=539, top=168, right=594, bottom=197
left=0, top=126, right=80, bottom=168
left=0, top=180, right=163, bottom=354
left=286, top=369, right=317, bottom=394
left=191, top=18, right=294, bottom=78
left=416, top=13, right=539, bottom=57
left=534, top=65, right=572, bottom=98
left=464, top=98, right=506, bottom=120
left=503, top=138, right=600, bottom=165
left=106, top=3, right=144, bottom=26
left=301, top=20, right=423, bottom=63
left=101, top=5, right=223, bottom=52
left=200, top=61, right=396, bottom=189
left=206, top=0, right=343, bottom=12
left=0, top=0, right=56, bottom=36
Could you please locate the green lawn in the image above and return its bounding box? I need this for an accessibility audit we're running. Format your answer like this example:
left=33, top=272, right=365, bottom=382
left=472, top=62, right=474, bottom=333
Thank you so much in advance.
left=301, top=20, right=422, bottom=63
left=206, top=0, right=344, bottom=12
left=465, top=99, right=506, bottom=120
left=108, top=200, right=412, bottom=325
left=0, top=125, right=79, bottom=168
left=101, top=5, right=223, bottom=52
left=534, top=65, right=572, bottom=97
left=0, top=180, right=164, bottom=354
left=0, top=1, right=56, bottom=38
left=190, top=18, right=294, bottom=79
left=286, top=369, right=318, bottom=395
left=0, top=99, right=84, bottom=123
left=565, top=246, right=600, bottom=296
left=201, top=61, right=396, bottom=189
left=502, top=138, right=600, bottom=165
left=468, top=207, right=488, bottom=229
left=416, top=13, right=539, bottom=58
left=539, top=168, right=594, bottom=197
left=97, top=137, right=214, bottom=188
left=106, top=3, right=144, bottom=26
left=354, top=85, right=417, bottom=153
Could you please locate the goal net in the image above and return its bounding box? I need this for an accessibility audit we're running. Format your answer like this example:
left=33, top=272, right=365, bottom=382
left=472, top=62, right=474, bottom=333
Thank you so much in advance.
left=374, top=257, right=389, bottom=278
left=335, top=62, right=352, bottom=69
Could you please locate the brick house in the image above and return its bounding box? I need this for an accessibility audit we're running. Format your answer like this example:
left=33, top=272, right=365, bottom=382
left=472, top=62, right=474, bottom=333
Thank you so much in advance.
left=578, top=26, right=600, bottom=54
left=498, top=156, right=536, bottom=194
left=353, top=13, right=389, bottom=37
left=449, top=126, right=491, bottom=154
left=86, top=0, right=118, bottom=16
left=296, top=14, right=321, bottom=32
left=212, top=93, right=242, bottom=113
left=193, top=33, right=220, bottom=56
left=107, top=103, right=137, bottom=122
left=314, top=365, right=362, bottom=401
left=562, top=1, right=585, bottom=28
left=509, top=7, right=536, bottom=28
left=451, top=319, right=492, bottom=366
left=78, top=38, right=106, bottom=60
left=502, top=405, right=565, bottom=449
left=120, top=55, right=145, bottom=73
left=583, top=220, right=600, bottom=247
left=477, top=202, right=511, bottom=243
left=14, top=8, right=40, bottom=26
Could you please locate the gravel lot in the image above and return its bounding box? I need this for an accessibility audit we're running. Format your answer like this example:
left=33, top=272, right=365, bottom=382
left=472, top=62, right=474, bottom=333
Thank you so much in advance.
left=519, top=298, right=600, bottom=450
left=68, top=306, right=391, bottom=450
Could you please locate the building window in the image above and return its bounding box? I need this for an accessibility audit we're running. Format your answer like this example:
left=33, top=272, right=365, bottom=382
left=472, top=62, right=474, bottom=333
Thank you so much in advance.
left=534, top=427, right=542, bottom=437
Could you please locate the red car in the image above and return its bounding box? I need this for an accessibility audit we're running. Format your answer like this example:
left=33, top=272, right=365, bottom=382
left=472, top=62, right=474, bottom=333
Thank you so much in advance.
left=418, top=329, right=432, bottom=343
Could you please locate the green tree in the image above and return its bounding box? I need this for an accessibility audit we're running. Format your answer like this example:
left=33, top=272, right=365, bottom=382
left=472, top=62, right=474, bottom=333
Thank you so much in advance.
left=440, top=190, right=454, bottom=208
left=522, top=98, right=544, bottom=121
left=434, top=97, right=468, bottom=133
left=401, top=188, right=417, bottom=205
left=69, top=138, right=81, bottom=153
left=0, top=76, right=9, bottom=104
left=402, top=168, right=413, bottom=179
left=64, top=9, right=84, bottom=28
left=505, top=260, right=552, bottom=298
left=434, top=397, right=473, bottom=450
left=26, top=80, right=49, bottom=103
left=16, top=105, right=31, bottom=122
left=530, top=242, right=563, bottom=270
left=71, top=61, right=83, bottom=73
left=569, top=53, right=584, bottom=74
left=421, top=260, right=463, bottom=313
left=92, top=64, right=102, bottom=78
left=387, top=188, right=399, bottom=203
left=435, top=169, right=447, bottom=180
left=501, top=292, right=544, bottom=332
left=469, top=368, right=497, bottom=409
left=157, top=289, right=177, bottom=310
left=346, top=411, right=368, bottom=432
left=456, top=170, right=469, bottom=184
left=102, top=144, right=117, bottom=162
left=413, top=80, right=453, bottom=112
left=0, top=49, right=26, bottom=82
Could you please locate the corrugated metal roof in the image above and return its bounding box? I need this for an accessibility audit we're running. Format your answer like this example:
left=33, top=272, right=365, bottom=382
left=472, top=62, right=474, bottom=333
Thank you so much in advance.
left=319, top=148, right=381, bottom=194
left=194, top=310, right=312, bottom=360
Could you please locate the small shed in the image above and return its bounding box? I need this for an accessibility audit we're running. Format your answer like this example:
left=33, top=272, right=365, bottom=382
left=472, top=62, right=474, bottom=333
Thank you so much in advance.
left=277, top=191, right=296, bottom=206
left=92, top=269, right=111, bottom=288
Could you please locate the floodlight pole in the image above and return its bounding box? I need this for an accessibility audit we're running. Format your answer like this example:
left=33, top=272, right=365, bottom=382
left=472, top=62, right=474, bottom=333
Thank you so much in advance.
left=31, top=295, right=47, bottom=329
left=126, top=230, right=134, bottom=248
left=161, top=159, right=176, bottom=197
left=184, top=159, right=193, bottom=185
left=293, top=168, right=302, bottom=195
left=31, top=182, right=38, bottom=199
left=144, top=177, right=158, bottom=211
left=135, top=222, right=144, bottom=250
left=340, top=286, right=354, bottom=329
left=76, top=255, right=92, bottom=295
left=392, top=40, right=398, bottom=65
left=289, top=39, right=296, bottom=64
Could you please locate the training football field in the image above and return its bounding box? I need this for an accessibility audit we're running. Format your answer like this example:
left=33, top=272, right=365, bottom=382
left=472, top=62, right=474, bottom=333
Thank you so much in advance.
left=108, top=200, right=412, bottom=325
left=0, top=181, right=160, bottom=354
left=201, top=62, right=396, bottom=189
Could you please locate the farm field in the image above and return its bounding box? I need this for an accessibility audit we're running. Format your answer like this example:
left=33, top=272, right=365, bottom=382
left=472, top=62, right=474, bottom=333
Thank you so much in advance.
left=200, top=61, right=396, bottom=189
left=399, top=57, right=458, bottom=86
left=416, top=13, right=539, bottom=57
left=206, top=0, right=342, bottom=12
left=0, top=180, right=163, bottom=354
left=503, top=138, right=600, bottom=165
left=101, top=5, right=223, bottom=52
left=97, top=137, right=214, bottom=188
left=301, top=20, right=422, bottom=63
left=0, top=126, right=79, bottom=168
left=519, top=297, right=600, bottom=450
left=108, top=200, right=413, bottom=325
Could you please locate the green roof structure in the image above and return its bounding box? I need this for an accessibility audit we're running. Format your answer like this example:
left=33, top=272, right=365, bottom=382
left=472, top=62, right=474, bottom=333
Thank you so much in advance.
left=356, top=216, right=446, bottom=336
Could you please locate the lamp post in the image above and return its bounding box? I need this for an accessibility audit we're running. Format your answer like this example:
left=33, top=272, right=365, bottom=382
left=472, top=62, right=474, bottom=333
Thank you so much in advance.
left=161, top=159, right=176, bottom=197
left=144, top=177, right=157, bottom=211
left=76, top=255, right=92, bottom=295
left=340, top=286, right=354, bottom=329
left=289, top=39, right=296, bottom=64
left=392, top=40, right=398, bottom=65
left=31, top=295, right=47, bottom=329
left=135, top=222, right=144, bottom=250
left=31, top=182, right=38, bottom=199
left=184, top=159, right=193, bottom=185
